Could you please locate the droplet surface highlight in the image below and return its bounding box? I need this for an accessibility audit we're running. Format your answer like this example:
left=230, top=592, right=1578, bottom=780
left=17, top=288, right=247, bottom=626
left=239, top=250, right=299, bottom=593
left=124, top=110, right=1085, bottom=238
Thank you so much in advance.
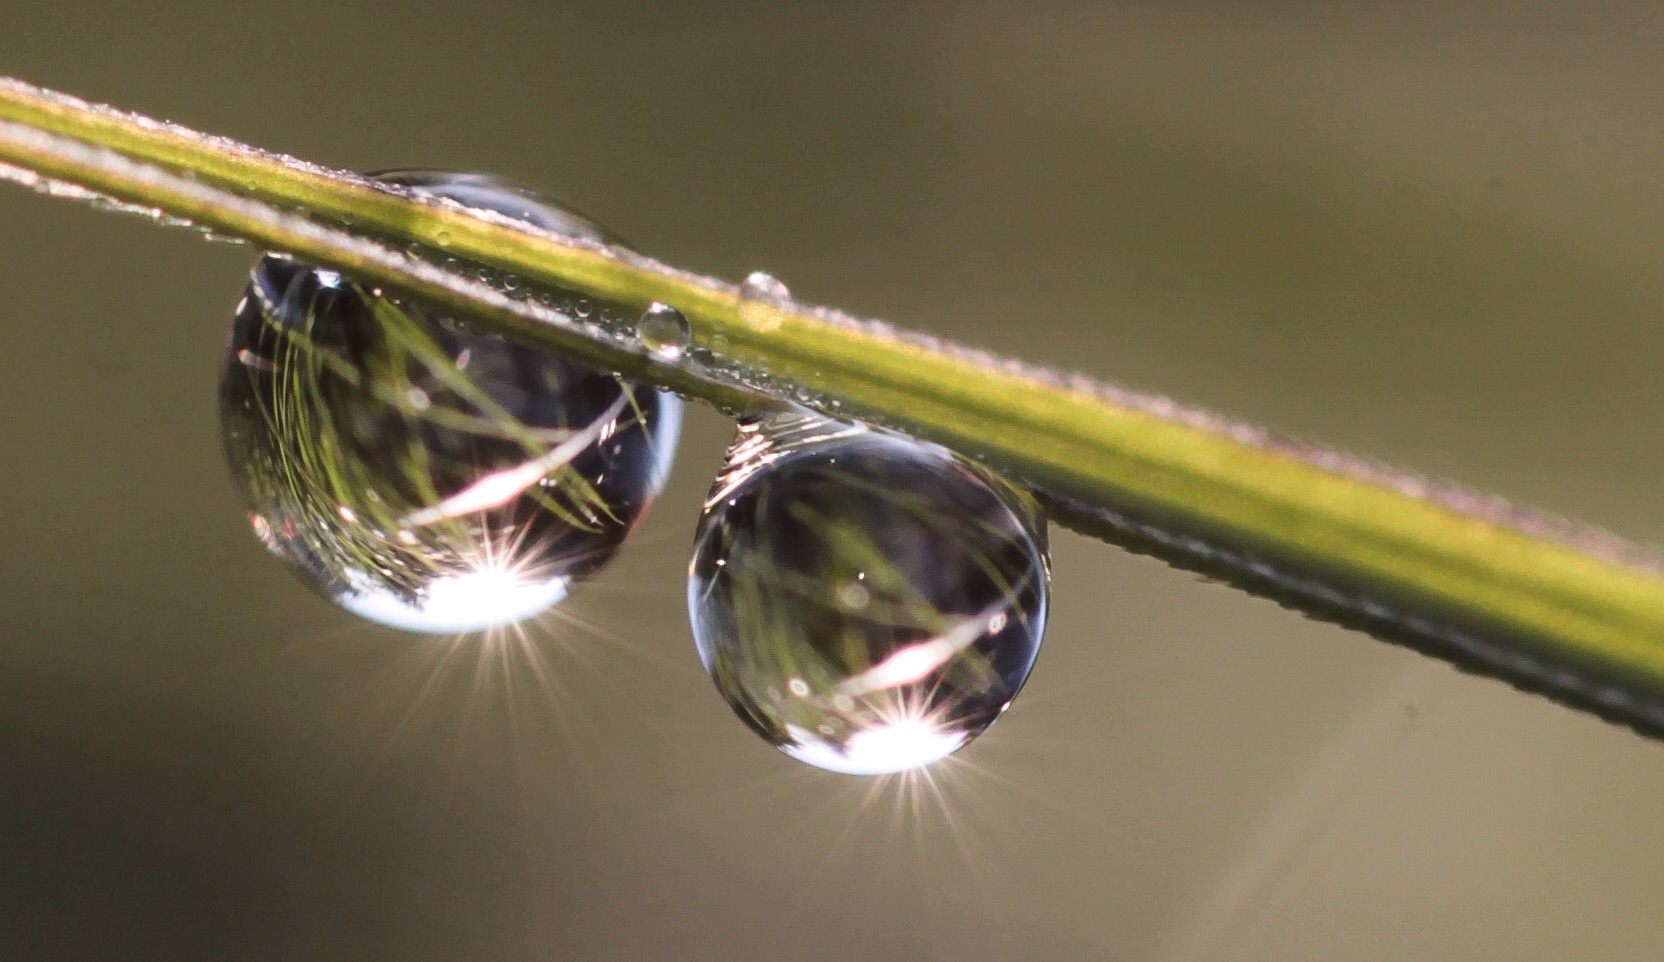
left=637, top=302, right=691, bottom=358
left=688, top=411, right=1049, bottom=775
left=220, top=172, right=681, bottom=633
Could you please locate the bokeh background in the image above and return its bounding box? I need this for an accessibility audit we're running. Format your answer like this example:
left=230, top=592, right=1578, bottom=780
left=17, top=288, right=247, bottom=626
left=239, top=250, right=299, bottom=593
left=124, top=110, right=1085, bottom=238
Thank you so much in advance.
left=4, top=2, right=1664, bottom=959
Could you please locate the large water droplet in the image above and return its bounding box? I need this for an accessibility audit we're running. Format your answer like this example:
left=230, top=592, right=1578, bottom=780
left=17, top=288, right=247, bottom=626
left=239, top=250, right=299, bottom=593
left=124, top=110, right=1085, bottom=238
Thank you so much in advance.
left=637, top=302, right=691, bottom=358
left=688, top=411, right=1049, bottom=775
left=220, top=172, right=681, bottom=633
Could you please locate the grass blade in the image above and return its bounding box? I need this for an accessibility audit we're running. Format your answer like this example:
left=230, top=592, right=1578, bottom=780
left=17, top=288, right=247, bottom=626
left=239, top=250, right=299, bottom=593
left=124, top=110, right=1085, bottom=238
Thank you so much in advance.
left=3, top=76, right=1664, bottom=736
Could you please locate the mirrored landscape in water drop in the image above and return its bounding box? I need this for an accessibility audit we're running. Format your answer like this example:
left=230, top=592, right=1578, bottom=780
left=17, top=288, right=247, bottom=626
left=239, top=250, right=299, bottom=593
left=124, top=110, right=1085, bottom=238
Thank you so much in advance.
left=688, top=411, right=1050, bottom=775
left=219, top=173, right=681, bottom=633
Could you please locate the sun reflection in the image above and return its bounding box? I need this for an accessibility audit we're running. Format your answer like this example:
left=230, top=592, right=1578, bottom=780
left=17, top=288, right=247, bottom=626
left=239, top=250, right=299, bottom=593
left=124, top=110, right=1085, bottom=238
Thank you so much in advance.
left=781, top=701, right=972, bottom=776
left=339, top=554, right=571, bottom=635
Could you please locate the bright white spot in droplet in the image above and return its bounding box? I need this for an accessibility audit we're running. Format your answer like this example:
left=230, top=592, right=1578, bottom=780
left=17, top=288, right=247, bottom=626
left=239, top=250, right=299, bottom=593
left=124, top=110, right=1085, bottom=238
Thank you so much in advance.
left=787, top=678, right=810, bottom=696
left=339, top=567, right=571, bottom=635
left=315, top=270, right=343, bottom=289
left=781, top=719, right=968, bottom=776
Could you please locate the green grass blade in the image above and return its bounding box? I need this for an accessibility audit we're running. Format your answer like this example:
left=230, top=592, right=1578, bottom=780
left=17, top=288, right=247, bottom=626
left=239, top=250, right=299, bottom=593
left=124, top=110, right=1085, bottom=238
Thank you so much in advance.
left=3, top=76, right=1664, bottom=736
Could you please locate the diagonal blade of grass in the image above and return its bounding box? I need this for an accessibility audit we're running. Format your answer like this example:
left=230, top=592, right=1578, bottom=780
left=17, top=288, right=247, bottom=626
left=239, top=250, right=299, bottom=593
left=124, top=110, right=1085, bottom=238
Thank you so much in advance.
left=3, top=77, right=1664, bottom=738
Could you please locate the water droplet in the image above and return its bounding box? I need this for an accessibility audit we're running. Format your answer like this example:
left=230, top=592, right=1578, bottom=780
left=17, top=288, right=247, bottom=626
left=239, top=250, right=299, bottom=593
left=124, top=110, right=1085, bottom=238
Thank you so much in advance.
left=740, top=271, right=790, bottom=302
left=688, top=411, right=1048, bottom=774
left=221, top=171, right=683, bottom=634
left=638, top=302, right=692, bottom=358
left=435, top=229, right=452, bottom=247
left=738, top=271, right=791, bottom=333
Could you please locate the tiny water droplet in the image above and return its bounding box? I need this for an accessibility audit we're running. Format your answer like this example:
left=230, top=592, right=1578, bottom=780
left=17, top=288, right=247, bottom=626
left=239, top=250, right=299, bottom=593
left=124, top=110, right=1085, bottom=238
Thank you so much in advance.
left=738, top=271, right=791, bottom=333
left=638, top=302, right=692, bottom=358
left=435, top=229, right=452, bottom=247
left=221, top=171, right=683, bottom=633
left=574, top=298, right=594, bottom=318
left=740, top=271, right=790, bottom=302
left=688, top=410, right=1049, bottom=775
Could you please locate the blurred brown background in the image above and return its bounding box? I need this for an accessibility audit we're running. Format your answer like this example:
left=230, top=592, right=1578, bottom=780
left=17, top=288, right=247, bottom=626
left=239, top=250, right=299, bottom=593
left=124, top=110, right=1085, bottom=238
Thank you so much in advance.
left=3, top=2, right=1664, bottom=959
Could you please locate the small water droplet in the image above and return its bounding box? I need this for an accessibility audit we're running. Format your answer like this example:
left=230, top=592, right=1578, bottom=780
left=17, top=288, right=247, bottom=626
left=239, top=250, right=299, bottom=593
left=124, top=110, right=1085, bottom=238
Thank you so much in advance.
left=638, top=302, right=692, bottom=359
left=221, top=171, right=684, bottom=634
left=574, top=298, right=594, bottom=318
left=738, top=271, right=791, bottom=333
left=435, top=229, right=452, bottom=246
left=741, top=271, right=790, bottom=302
left=688, top=410, right=1049, bottom=774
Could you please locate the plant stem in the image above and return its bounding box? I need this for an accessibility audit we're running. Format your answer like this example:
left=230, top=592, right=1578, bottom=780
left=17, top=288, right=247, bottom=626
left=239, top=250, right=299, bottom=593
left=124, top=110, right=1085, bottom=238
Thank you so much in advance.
left=3, top=77, right=1663, bottom=737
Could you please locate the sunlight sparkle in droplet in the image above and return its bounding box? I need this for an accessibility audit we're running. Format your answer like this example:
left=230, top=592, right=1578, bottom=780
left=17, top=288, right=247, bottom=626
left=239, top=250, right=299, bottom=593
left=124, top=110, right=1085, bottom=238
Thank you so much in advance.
left=339, top=563, right=572, bottom=635
left=781, top=717, right=970, bottom=776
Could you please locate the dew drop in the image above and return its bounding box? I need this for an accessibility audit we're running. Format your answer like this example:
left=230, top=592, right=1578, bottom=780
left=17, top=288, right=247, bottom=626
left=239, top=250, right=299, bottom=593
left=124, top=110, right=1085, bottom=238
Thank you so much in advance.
left=740, top=270, right=790, bottom=302
left=435, top=229, right=452, bottom=247
left=638, top=302, right=692, bottom=359
left=688, top=410, right=1049, bottom=775
left=738, top=271, right=791, bottom=333
left=220, top=171, right=683, bottom=634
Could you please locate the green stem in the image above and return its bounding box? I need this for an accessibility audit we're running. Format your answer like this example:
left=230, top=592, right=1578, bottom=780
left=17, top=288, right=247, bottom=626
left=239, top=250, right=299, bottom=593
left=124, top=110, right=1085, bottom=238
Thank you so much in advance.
left=3, top=77, right=1663, bottom=736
